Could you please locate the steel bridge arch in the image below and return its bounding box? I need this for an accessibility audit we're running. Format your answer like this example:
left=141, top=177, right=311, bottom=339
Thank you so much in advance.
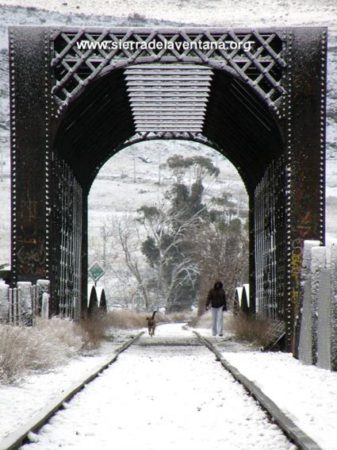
left=52, top=64, right=284, bottom=192
left=9, top=27, right=327, bottom=351
left=52, top=57, right=286, bottom=184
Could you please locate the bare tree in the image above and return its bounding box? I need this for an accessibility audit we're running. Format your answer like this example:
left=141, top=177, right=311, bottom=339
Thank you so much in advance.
left=101, top=224, right=114, bottom=269
left=115, top=216, right=151, bottom=310
left=193, top=219, right=248, bottom=315
left=138, top=202, right=206, bottom=310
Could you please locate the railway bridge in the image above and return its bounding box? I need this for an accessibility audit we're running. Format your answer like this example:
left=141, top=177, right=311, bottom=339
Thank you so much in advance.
left=8, top=26, right=327, bottom=350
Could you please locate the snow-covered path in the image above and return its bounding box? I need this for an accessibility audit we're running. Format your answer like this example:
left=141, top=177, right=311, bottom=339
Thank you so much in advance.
left=21, top=326, right=294, bottom=450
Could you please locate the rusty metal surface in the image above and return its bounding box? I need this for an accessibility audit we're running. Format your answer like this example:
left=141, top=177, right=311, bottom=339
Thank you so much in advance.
left=9, top=28, right=49, bottom=284
left=285, top=28, right=327, bottom=351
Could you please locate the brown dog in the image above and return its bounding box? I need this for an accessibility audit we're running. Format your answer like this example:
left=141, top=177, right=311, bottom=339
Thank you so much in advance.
left=146, top=311, right=157, bottom=337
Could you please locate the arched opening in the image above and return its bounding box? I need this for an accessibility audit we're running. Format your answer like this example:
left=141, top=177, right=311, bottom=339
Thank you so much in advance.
left=51, top=62, right=284, bottom=320
left=88, top=140, right=249, bottom=314
left=54, top=65, right=283, bottom=192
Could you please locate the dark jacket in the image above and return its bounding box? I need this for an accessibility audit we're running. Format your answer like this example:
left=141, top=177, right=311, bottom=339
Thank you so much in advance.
left=206, top=281, right=227, bottom=309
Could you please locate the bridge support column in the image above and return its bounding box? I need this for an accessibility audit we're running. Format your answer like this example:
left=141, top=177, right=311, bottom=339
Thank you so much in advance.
left=9, top=28, right=50, bottom=286
left=287, top=28, right=327, bottom=352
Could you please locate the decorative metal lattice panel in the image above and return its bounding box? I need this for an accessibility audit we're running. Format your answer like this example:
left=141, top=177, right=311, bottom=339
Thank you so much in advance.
left=51, top=29, right=286, bottom=111
left=255, top=156, right=286, bottom=319
left=50, top=154, right=82, bottom=319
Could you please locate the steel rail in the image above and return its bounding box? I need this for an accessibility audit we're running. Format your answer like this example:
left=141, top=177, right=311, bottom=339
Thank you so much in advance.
left=194, top=331, right=322, bottom=450
left=0, top=332, right=144, bottom=450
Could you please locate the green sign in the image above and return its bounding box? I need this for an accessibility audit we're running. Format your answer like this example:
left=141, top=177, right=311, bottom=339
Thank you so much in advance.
left=88, top=262, right=105, bottom=282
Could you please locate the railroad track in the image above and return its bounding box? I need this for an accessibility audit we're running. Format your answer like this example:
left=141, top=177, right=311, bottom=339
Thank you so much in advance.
left=193, top=332, right=321, bottom=450
left=0, top=332, right=144, bottom=450
left=0, top=328, right=321, bottom=450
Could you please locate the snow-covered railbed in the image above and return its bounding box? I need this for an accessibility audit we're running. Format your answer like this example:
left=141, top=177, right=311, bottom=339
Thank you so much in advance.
left=0, top=333, right=138, bottom=443
left=19, top=335, right=294, bottom=450
left=221, top=351, right=337, bottom=450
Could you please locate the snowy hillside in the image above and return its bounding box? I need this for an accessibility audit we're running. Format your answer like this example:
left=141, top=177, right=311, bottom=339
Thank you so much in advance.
left=88, top=141, right=247, bottom=234
left=0, top=0, right=337, bottom=266
left=1, top=0, right=337, bottom=28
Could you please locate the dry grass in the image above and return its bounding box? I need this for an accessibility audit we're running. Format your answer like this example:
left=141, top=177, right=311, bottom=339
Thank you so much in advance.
left=166, top=310, right=197, bottom=323
left=78, top=315, right=109, bottom=348
left=225, top=313, right=275, bottom=347
left=87, top=308, right=196, bottom=331
left=104, top=310, right=149, bottom=329
left=188, top=310, right=212, bottom=328
left=0, top=311, right=146, bottom=384
left=100, top=309, right=170, bottom=330
left=98, top=309, right=198, bottom=330
left=189, top=311, right=276, bottom=348
left=0, top=310, right=157, bottom=384
left=0, top=318, right=85, bottom=384
left=0, top=308, right=204, bottom=384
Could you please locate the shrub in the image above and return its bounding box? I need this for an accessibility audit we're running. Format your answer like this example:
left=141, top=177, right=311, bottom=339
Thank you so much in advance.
left=99, top=289, right=107, bottom=314
left=79, top=313, right=112, bottom=348
left=88, top=287, right=99, bottom=316
left=103, top=310, right=150, bottom=329
left=0, top=318, right=85, bottom=384
left=166, top=310, right=197, bottom=323
left=188, top=310, right=212, bottom=328
left=225, top=313, right=276, bottom=347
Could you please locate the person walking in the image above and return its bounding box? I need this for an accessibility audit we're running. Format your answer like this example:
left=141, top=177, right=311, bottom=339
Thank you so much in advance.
left=206, top=281, right=227, bottom=337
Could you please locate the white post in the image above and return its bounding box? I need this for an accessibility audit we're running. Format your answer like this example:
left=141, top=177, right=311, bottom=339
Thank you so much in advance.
left=8, top=288, right=13, bottom=323
left=37, top=279, right=50, bottom=320
left=298, top=240, right=321, bottom=365
left=41, top=292, right=50, bottom=320
left=311, top=247, right=326, bottom=365
left=330, top=245, right=337, bottom=370
left=317, top=269, right=331, bottom=369
left=0, top=281, right=9, bottom=322
left=17, top=281, right=33, bottom=325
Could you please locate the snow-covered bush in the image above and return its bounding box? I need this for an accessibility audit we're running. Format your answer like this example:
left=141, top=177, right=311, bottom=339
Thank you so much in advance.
left=188, top=309, right=212, bottom=328
left=225, top=313, right=275, bottom=347
left=0, top=318, right=85, bottom=384
left=166, top=310, right=197, bottom=324
left=103, top=309, right=150, bottom=329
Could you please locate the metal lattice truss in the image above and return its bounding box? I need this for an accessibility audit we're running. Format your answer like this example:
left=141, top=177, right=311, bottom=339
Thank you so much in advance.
left=51, top=28, right=287, bottom=114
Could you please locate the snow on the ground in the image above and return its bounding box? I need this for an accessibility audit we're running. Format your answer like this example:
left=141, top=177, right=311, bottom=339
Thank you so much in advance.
left=221, top=350, right=337, bottom=450
left=0, top=332, right=137, bottom=441
left=1, top=323, right=336, bottom=449
left=20, top=324, right=294, bottom=450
